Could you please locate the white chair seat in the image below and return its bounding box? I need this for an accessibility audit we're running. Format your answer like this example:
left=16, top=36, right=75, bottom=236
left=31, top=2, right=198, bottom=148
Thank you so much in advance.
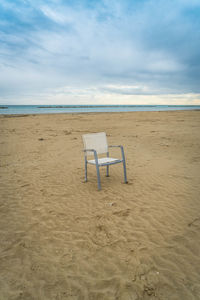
left=88, top=157, right=122, bottom=166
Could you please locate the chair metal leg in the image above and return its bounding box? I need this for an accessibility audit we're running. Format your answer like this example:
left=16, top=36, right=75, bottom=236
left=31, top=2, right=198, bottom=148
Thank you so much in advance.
left=93, top=150, right=101, bottom=190
left=84, top=157, right=88, bottom=182
left=122, top=160, right=128, bottom=183
left=106, top=151, right=109, bottom=177
left=95, top=163, right=101, bottom=190
left=106, top=165, right=109, bottom=177
left=120, top=146, right=128, bottom=183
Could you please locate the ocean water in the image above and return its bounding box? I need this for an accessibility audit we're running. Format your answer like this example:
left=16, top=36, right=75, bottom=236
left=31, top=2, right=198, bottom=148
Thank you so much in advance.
left=0, top=105, right=200, bottom=115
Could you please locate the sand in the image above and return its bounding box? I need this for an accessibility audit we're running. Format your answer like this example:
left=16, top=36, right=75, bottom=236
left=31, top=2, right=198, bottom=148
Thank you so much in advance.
left=0, top=110, right=200, bottom=300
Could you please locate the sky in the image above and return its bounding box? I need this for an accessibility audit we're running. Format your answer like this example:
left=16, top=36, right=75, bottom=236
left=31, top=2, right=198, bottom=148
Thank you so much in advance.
left=0, top=0, right=200, bottom=105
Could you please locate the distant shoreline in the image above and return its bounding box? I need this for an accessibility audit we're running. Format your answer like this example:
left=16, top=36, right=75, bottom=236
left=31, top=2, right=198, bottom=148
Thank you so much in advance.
left=1, top=109, right=200, bottom=119
left=0, top=104, right=200, bottom=115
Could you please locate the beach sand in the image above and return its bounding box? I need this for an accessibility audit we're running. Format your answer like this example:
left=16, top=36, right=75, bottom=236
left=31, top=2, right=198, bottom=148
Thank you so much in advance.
left=0, top=110, right=200, bottom=300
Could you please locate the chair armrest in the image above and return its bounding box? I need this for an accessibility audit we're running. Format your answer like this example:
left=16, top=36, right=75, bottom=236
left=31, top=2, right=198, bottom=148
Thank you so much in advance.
left=83, top=149, right=96, bottom=153
left=108, top=145, right=126, bottom=160
left=83, top=149, right=98, bottom=163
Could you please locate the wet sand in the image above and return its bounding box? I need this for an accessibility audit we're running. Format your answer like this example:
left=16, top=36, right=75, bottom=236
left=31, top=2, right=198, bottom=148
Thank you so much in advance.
left=0, top=110, right=200, bottom=299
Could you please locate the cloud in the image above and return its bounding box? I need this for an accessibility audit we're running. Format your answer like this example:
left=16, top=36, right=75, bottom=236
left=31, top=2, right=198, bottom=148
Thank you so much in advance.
left=0, top=0, right=200, bottom=104
left=40, top=6, right=66, bottom=24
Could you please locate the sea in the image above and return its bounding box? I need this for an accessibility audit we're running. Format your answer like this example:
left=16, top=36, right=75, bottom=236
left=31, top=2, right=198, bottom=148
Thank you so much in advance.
left=0, top=105, right=200, bottom=115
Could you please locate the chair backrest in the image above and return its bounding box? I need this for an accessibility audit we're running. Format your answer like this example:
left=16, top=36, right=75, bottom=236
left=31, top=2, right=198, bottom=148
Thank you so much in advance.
left=82, top=132, right=108, bottom=155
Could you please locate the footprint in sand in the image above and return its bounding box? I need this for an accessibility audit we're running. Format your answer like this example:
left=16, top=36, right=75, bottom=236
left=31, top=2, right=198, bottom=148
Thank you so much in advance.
left=113, top=209, right=131, bottom=217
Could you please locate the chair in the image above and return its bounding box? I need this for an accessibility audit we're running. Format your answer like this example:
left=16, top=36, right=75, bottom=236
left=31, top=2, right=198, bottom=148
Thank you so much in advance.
left=82, top=132, right=128, bottom=190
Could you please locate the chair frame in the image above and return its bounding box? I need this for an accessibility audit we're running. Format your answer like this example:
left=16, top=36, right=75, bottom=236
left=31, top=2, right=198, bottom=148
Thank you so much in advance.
left=83, top=144, right=128, bottom=190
